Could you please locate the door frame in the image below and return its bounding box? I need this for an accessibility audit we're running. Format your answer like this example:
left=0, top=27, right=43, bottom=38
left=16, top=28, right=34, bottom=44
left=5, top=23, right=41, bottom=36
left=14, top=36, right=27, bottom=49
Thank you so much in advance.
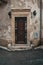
left=11, top=9, right=31, bottom=47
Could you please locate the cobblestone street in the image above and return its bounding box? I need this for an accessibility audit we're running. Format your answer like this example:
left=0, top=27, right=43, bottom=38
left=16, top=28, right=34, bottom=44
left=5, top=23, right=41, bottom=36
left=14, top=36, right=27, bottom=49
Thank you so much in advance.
left=0, top=48, right=43, bottom=65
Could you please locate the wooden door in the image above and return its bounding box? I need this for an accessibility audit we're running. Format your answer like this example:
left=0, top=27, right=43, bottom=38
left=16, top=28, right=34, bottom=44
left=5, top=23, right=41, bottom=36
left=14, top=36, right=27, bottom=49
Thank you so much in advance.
left=15, top=17, right=27, bottom=44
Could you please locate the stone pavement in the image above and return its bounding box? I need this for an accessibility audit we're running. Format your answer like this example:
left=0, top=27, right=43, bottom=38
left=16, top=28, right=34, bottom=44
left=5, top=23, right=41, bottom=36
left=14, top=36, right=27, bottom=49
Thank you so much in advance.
left=0, top=48, right=43, bottom=65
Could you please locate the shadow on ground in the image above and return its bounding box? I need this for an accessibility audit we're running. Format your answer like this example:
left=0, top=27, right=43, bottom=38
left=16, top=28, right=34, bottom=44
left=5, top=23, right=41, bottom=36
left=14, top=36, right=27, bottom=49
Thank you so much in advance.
left=0, top=48, right=43, bottom=65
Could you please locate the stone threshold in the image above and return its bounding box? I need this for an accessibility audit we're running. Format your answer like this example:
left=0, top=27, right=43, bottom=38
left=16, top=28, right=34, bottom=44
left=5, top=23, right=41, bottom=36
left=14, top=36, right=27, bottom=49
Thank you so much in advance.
left=0, top=45, right=43, bottom=51
left=10, top=45, right=32, bottom=51
left=0, top=44, right=32, bottom=51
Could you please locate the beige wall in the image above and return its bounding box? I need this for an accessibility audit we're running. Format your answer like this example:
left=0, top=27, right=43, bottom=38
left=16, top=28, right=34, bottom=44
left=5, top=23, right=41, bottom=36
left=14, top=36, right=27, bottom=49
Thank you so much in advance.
left=11, top=0, right=40, bottom=46
left=0, top=0, right=43, bottom=46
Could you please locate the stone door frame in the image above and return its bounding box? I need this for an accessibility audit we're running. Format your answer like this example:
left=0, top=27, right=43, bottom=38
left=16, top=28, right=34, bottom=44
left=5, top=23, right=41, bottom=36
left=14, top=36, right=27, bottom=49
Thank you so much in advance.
left=11, top=9, right=31, bottom=47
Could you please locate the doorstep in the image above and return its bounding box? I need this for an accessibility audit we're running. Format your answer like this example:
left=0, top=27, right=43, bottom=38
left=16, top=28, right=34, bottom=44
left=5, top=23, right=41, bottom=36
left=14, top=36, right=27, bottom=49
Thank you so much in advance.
left=8, top=45, right=32, bottom=51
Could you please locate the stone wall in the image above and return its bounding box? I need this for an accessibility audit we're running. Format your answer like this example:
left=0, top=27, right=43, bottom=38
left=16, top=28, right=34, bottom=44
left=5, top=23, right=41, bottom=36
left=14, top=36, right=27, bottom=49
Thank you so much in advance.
left=0, top=0, right=43, bottom=46
left=11, top=0, right=40, bottom=46
left=0, top=3, right=12, bottom=42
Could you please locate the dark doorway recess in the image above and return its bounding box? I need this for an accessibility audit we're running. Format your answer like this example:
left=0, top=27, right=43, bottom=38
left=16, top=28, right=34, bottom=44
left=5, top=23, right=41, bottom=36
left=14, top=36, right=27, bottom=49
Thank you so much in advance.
left=15, top=17, right=27, bottom=44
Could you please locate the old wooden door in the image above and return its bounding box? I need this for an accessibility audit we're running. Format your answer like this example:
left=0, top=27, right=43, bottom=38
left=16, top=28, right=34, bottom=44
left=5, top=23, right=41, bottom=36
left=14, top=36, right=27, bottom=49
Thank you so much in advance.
left=15, top=17, right=27, bottom=44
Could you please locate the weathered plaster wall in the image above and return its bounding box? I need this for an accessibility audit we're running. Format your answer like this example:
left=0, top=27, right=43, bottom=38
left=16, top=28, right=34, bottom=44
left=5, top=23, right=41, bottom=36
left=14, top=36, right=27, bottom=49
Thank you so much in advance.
left=11, top=0, right=40, bottom=46
left=0, top=3, right=12, bottom=42
left=0, top=0, right=43, bottom=46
